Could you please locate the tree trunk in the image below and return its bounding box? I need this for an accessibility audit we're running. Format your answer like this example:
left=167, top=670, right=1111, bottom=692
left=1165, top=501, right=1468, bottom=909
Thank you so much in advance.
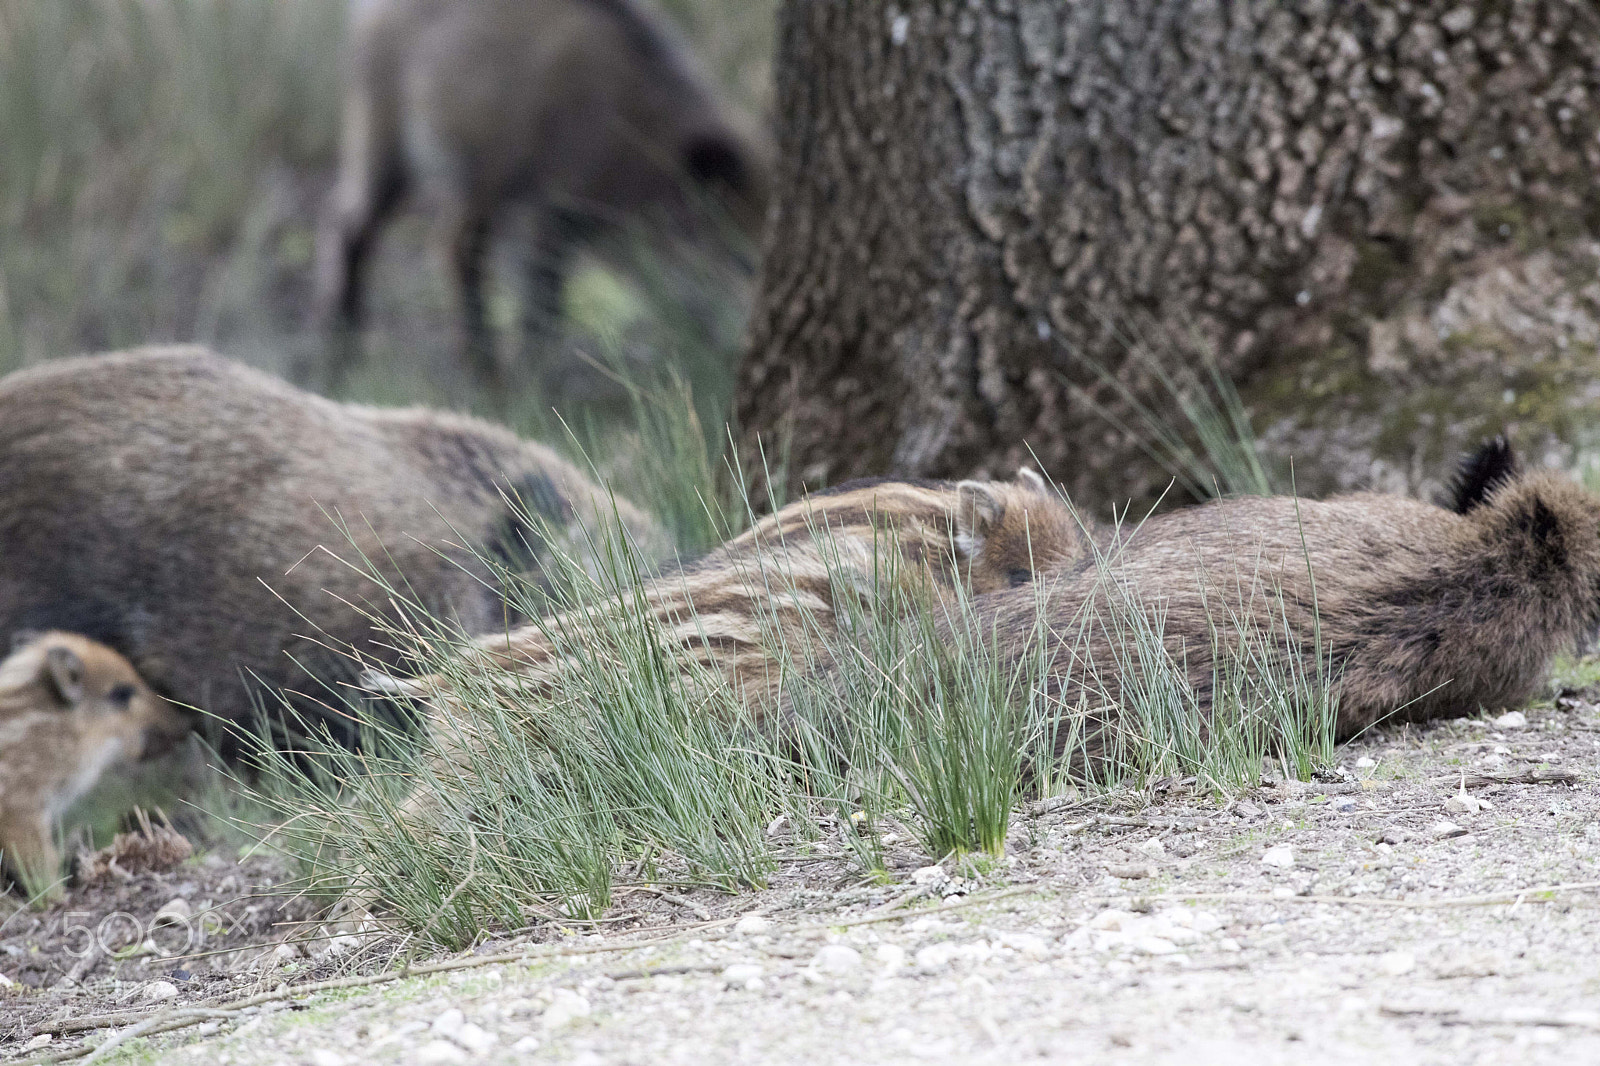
left=736, top=0, right=1600, bottom=510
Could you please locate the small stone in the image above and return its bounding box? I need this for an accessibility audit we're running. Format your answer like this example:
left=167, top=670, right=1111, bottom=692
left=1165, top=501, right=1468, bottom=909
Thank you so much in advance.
left=1379, top=951, right=1416, bottom=976
left=910, top=865, right=947, bottom=886
left=733, top=914, right=770, bottom=936
left=1493, top=711, right=1528, bottom=730
left=1134, top=837, right=1166, bottom=858
left=510, top=1037, right=541, bottom=1053
left=1090, top=909, right=1137, bottom=931
left=1132, top=936, right=1178, bottom=956
left=23, top=1034, right=52, bottom=1050
left=1354, top=757, right=1376, bottom=769
left=997, top=931, right=1050, bottom=959
left=308, top=1051, right=346, bottom=1066
left=1430, top=820, right=1468, bottom=839
left=414, top=1041, right=468, bottom=1065
left=140, top=980, right=179, bottom=1003
left=723, top=962, right=764, bottom=987
left=541, top=989, right=591, bottom=1029
left=1446, top=793, right=1492, bottom=814
left=0, top=972, right=13, bottom=988
left=431, top=1008, right=465, bottom=1038
left=812, top=944, right=862, bottom=974
left=915, top=943, right=959, bottom=971
left=325, top=934, right=362, bottom=957
left=875, top=943, right=906, bottom=971
left=452, top=1023, right=496, bottom=1053
left=1261, top=845, right=1295, bottom=869
left=1105, top=862, right=1152, bottom=879
left=153, top=897, right=192, bottom=924
left=1190, top=911, right=1222, bottom=934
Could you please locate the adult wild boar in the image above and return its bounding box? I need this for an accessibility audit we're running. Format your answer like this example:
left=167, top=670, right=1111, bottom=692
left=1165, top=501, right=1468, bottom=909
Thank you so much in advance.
left=315, top=0, right=770, bottom=390
left=0, top=347, right=663, bottom=752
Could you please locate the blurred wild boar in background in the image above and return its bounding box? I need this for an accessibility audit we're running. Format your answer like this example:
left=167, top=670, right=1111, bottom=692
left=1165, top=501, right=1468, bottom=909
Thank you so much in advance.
left=315, top=0, right=771, bottom=392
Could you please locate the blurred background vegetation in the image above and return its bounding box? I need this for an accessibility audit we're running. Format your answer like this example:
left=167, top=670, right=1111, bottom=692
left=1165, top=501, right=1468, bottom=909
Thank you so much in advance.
left=0, top=0, right=775, bottom=443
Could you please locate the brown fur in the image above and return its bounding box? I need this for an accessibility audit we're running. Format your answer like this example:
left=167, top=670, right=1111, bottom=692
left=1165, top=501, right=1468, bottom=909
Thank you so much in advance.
left=0, top=347, right=665, bottom=753
left=315, top=0, right=771, bottom=389
left=971, top=467, right=1600, bottom=748
left=0, top=633, right=187, bottom=893
left=387, top=469, right=1092, bottom=718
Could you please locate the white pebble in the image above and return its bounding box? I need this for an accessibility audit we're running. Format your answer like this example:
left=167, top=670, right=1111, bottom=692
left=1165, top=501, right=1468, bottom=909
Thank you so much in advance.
left=1355, top=756, right=1377, bottom=768
left=413, top=1042, right=467, bottom=1065
left=875, top=943, right=907, bottom=972
left=1132, top=936, right=1177, bottom=956
left=1189, top=911, right=1222, bottom=934
left=1446, top=793, right=1493, bottom=814
left=915, top=943, right=959, bottom=971
left=1493, top=711, right=1528, bottom=730
left=452, top=1023, right=496, bottom=1053
left=140, top=981, right=179, bottom=1003
left=1090, top=909, right=1138, bottom=931
left=541, top=989, right=591, bottom=1029
left=812, top=944, right=862, bottom=974
left=723, top=962, right=764, bottom=986
left=910, top=865, right=947, bottom=886
left=308, top=1052, right=347, bottom=1066
left=997, top=931, right=1051, bottom=959
left=1134, top=837, right=1166, bottom=858
left=1379, top=951, right=1416, bottom=975
left=510, top=1037, right=541, bottom=1053
left=1431, top=820, right=1468, bottom=839
left=430, top=1009, right=464, bottom=1038
left=1261, top=844, right=1295, bottom=869
left=733, top=914, right=770, bottom=936
left=154, top=897, right=192, bottom=924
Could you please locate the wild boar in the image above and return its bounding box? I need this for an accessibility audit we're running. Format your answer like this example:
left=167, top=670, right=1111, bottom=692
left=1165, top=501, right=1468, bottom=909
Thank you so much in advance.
left=315, top=0, right=771, bottom=390
left=0, top=346, right=664, bottom=753
left=0, top=632, right=188, bottom=894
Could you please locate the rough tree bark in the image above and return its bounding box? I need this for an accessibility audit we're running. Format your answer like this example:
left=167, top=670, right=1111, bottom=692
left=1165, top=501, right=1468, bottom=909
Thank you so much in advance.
left=736, top=0, right=1600, bottom=509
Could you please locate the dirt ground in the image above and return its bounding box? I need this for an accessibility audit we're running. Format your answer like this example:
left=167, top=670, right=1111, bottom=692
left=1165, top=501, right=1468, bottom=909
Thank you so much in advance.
left=2, top=689, right=1597, bottom=1064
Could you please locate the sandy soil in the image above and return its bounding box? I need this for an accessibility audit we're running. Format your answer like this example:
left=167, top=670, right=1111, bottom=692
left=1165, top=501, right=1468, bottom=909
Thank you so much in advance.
left=3, top=693, right=1597, bottom=1065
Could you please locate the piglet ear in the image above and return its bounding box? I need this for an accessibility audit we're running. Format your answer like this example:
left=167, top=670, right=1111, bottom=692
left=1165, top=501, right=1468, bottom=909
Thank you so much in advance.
left=45, top=646, right=87, bottom=707
left=956, top=481, right=1003, bottom=545
left=1015, top=468, right=1049, bottom=496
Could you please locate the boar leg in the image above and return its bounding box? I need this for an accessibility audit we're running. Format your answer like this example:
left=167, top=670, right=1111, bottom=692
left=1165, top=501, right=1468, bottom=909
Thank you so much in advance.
left=314, top=135, right=406, bottom=390
left=442, top=206, right=503, bottom=396
left=516, top=206, right=586, bottom=367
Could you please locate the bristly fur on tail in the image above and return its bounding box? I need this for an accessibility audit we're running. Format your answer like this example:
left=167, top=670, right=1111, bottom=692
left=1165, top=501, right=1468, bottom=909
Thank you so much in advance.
left=1443, top=436, right=1519, bottom=514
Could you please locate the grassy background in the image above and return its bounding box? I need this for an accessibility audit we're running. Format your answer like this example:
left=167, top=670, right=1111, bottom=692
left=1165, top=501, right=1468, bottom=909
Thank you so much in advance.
left=0, top=0, right=776, bottom=440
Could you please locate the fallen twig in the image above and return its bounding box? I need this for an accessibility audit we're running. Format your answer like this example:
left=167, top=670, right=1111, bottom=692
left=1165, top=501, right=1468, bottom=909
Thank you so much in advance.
left=630, top=886, right=713, bottom=922
left=1430, top=768, right=1579, bottom=788
left=1380, top=1004, right=1600, bottom=1030
left=1142, top=881, right=1600, bottom=910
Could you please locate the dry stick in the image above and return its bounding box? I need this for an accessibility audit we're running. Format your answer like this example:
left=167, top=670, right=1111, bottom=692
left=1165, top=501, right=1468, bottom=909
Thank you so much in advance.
left=1428, top=768, right=1579, bottom=789
left=1379, top=1004, right=1600, bottom=1030
left=630, top=886, right=714, bottom=922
